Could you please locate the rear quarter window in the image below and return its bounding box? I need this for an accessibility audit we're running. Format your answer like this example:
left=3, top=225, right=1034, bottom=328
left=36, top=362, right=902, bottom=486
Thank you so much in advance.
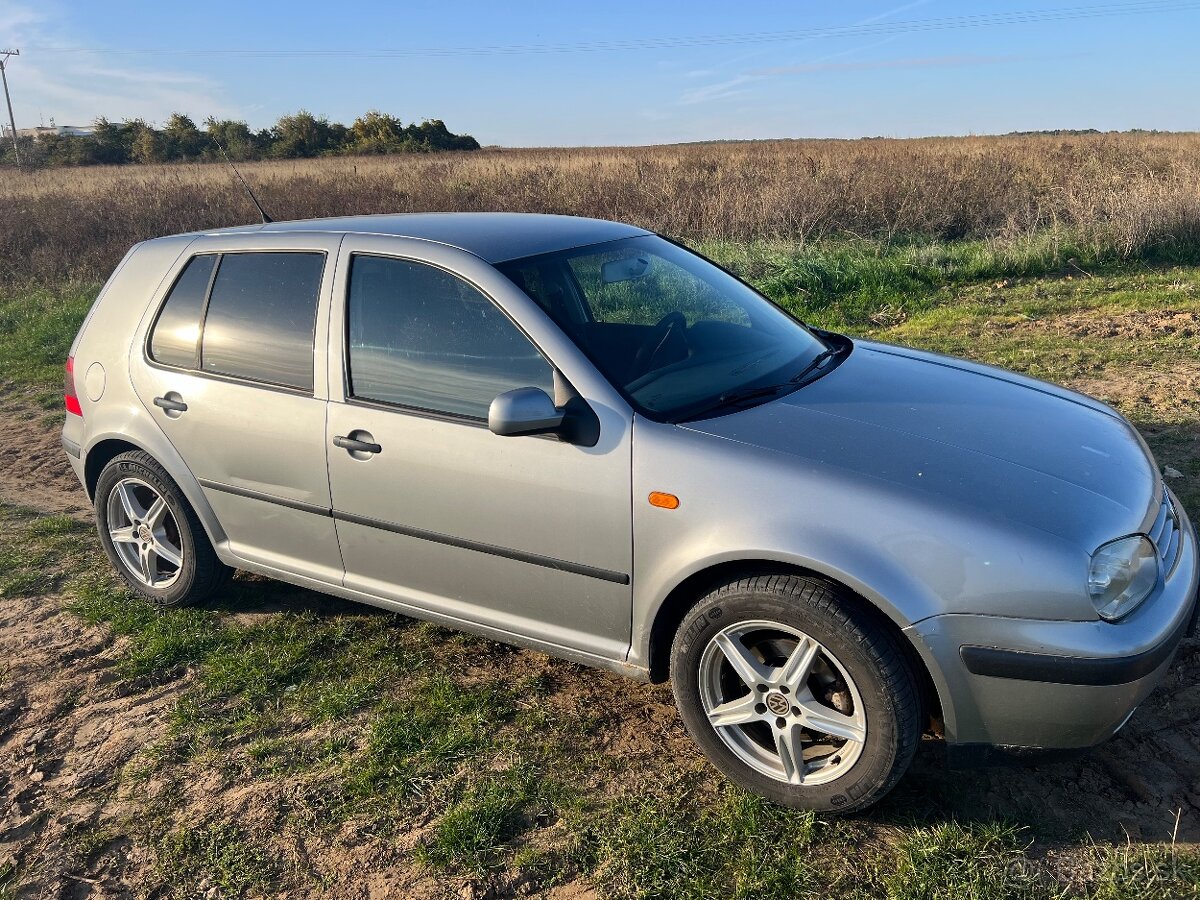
left=148, top=254, right=216, bottom=368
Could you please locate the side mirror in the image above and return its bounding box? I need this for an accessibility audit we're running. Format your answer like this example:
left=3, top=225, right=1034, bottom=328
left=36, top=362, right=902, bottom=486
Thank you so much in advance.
left=488, top=387, right=565, bottom=438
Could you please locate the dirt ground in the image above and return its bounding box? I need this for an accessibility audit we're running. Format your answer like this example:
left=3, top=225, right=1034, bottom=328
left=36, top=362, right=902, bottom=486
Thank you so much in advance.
left=1, top=368, right=1199, bottom=897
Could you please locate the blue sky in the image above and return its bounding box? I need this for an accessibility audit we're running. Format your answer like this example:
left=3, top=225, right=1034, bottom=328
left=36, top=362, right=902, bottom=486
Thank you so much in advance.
left=2, top=0, right=1197, bottom=145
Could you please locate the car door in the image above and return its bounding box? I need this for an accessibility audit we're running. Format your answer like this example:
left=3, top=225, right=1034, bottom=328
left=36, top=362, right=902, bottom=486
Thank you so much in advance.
left=325, top=236, right=633, bottom=663
left=130, top=233, right=344, bottom=584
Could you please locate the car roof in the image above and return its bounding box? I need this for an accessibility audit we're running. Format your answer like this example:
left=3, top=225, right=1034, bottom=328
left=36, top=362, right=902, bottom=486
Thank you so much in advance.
left=188, top=212, right=651, bottom=264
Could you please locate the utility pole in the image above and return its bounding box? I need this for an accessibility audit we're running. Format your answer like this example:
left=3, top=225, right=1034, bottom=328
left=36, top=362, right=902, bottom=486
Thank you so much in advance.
left=0, top=49, right=19, bottom=167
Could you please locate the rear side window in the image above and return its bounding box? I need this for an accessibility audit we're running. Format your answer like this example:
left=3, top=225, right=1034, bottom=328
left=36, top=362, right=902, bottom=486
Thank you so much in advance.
left=149, top=254, right=216, bottom=368
left=201, top=252, right=325, bottom=390
left=347, top=255, right=554, bottom=419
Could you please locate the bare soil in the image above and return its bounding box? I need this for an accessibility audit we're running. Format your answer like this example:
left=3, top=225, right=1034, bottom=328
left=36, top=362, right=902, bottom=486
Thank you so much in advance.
left=1053, top=309, right=1200, bottom=340
left=0, top=394, right=91, bottom=517
left=983, top=307, right=1200, bottom=344
left=1, top=367, right=1199, bottom=897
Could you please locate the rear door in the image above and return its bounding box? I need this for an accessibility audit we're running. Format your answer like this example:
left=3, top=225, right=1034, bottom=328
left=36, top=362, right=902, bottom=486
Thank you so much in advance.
left=130, top=233, right=344, bottom=584
left=324, top=236, right=634, bottom=663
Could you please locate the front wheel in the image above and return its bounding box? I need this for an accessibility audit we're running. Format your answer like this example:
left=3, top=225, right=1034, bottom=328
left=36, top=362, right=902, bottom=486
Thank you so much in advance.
left=670, top=574, right=921, bottom=813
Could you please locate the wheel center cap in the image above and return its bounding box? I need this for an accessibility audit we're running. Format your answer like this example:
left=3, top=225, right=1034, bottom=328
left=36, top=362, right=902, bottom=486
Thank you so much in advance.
left=137, top=524, right=152, bottom=543
left=765, top=692, right=790, bottom=716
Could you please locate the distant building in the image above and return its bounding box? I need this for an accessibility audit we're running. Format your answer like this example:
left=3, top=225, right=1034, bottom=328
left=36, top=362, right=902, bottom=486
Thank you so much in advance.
left=7, top=124, right=95, bottom=139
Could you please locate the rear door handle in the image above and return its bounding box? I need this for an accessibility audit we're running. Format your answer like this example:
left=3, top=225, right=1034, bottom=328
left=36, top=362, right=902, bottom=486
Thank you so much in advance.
left=153, top=395, right=188, bottom=413
left=333, top=434, right=382, bottom=454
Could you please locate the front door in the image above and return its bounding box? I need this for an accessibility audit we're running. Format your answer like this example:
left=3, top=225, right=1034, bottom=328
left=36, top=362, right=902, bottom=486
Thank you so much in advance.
left=131, top=235, right=343, bottom=583
left=325, top=245, right=633, bottom=662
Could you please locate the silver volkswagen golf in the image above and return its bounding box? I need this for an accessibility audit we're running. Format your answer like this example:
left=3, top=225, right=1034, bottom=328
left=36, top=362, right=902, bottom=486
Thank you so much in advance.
left=62, top=213, right=1197, bottom=812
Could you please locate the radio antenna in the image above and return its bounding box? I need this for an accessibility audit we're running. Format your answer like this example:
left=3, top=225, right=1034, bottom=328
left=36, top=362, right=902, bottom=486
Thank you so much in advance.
left=214, top=139, right=272, bottom=224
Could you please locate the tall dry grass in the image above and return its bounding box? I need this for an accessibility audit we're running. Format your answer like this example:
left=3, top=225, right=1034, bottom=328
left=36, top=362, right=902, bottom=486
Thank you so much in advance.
left=3, top=133, right=1199, bottom=284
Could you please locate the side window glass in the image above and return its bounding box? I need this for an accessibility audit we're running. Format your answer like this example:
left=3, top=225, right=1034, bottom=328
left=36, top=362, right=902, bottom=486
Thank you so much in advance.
left=201, top=252, right=324, bottom=390
left=149, top=254, right=216, bottom=368
left=347, top=255, right=554, bottom=419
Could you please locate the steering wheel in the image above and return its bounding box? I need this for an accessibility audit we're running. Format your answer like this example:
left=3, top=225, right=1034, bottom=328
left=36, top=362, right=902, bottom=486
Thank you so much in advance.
left=630, top=311, right=687, bottom=381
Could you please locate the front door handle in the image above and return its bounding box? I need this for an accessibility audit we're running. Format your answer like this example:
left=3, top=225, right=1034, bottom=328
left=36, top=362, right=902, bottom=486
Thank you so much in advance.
left=333, top=434, right=382, bottom=455
left=153, top=394, right=188, bottom=414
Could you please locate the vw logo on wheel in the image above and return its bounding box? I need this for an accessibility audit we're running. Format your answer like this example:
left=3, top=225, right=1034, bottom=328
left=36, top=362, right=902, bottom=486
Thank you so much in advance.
left=765, top=692, right=791, bottom=716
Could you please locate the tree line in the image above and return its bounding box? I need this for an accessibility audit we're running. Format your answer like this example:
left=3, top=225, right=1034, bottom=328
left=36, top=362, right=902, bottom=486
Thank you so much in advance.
left=2, top=110, right=481, bottom=167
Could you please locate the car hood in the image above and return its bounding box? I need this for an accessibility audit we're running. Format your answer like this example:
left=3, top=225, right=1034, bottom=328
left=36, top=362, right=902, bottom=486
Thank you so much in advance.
left=680, top=340, right=1159, bottom=546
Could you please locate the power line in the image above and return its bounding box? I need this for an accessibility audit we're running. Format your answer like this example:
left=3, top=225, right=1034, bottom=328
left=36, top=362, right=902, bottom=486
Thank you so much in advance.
left=21, top=0, right=1200, bottom=60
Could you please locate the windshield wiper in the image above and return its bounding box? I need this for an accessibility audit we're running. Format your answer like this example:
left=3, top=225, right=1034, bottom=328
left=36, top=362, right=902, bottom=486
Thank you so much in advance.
left=789, top=347, right=838, bottom=384
left=678, top=346, right=844, bottom=423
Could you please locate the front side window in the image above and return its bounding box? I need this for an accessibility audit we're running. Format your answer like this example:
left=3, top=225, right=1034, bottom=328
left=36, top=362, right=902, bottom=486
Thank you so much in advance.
left=346, top=255, right=554, bottom=419
left=200, top=252, right=325, bottom=390
left=498, top=235, right=831, bottom=421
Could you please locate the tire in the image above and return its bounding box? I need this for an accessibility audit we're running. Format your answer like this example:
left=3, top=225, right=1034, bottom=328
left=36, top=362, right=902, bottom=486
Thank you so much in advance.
left=670, top=574, right=921, bottom=813
left=94, top=450, right=230, bottom=608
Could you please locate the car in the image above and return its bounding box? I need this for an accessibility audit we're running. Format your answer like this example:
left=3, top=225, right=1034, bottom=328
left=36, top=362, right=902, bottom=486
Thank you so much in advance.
left=62, top=212, right=1197, bottom=813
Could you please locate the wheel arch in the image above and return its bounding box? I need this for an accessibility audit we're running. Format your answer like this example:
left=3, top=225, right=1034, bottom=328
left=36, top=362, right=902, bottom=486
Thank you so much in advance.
left=84, top=437, right=141, bottom=500
left=645, top=559, right=944, bottom=731
left=83, top=433, right=227, bottom=548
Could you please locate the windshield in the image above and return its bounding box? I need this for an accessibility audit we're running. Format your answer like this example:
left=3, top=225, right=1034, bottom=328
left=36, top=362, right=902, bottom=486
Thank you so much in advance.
left=497, top=235, right=833, bottom=421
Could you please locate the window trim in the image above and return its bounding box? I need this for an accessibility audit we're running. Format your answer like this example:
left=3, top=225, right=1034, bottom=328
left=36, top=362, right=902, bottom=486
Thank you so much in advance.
left=345, top=394, right=491, bottom=428
left=341, top=251, right=558, bottom=425
left=194, top=253, right=222, bottom=371
left=144, top=249, right=328, bottom=396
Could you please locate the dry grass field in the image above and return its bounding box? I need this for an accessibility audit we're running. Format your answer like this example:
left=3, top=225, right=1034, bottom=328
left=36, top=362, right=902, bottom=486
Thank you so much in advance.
left=3, top=132, right=1200, bottom=284
left=2, top=134, right=1200, bottom=898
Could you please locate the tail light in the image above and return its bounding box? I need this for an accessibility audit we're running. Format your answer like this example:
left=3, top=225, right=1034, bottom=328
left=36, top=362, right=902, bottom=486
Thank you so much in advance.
left=65, top=356, right=82, bottom=416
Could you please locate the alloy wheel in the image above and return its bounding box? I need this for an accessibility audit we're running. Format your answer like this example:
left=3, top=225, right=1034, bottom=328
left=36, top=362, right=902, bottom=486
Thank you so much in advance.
left=106, top=477, right=184, bottom=589
left=697, top=619, right=867, bottom=786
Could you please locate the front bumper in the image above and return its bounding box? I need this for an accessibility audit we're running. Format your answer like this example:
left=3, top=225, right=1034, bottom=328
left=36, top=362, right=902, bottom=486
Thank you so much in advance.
left=905, top=490, right=1198, bottom=752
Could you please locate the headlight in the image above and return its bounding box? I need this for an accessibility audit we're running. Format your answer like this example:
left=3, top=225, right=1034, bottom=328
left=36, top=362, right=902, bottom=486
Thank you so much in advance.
left=1088, top=535, right=1159, bottom=621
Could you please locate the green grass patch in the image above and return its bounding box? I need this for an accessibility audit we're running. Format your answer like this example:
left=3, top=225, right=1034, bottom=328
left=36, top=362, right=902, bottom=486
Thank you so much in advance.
left=346, top=673, right=514, bottom=806
left=417, top=766, right=552, bottom=874
left=67, top=572, right=227, bottom=677
left=0, top=856, right=15, bottom=900
left=578, top=786, right=821, bottom=900
left=0, top=507, right=91, bottom=598
left=68, top=823, right=119, bottom=860
left=1080, top=842, right=1200, bottom=900
left=868, top=269, right=1200, bottom=382
left=156, top=823, right=276, bottom=899
left=876, top=821, right=1040, bottom=900
left=0, top=281, right=99, bottom=403
left=701, top=233, right=1200, bottom=333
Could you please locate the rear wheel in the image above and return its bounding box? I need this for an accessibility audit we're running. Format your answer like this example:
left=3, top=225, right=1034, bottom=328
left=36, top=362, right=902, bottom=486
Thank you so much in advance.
left=95, top=451, right=229, bottom=607
left=670, top=574, right=921, bottom=812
